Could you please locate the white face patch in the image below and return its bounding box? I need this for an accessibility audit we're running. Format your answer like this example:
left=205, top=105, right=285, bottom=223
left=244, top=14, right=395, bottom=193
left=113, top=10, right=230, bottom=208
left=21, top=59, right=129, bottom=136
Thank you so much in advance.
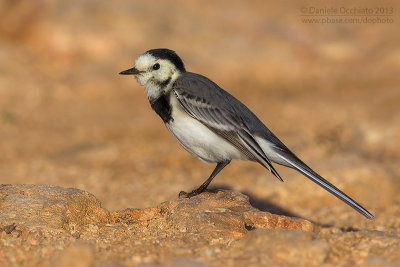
left=133, top=53, right=181, bottom=99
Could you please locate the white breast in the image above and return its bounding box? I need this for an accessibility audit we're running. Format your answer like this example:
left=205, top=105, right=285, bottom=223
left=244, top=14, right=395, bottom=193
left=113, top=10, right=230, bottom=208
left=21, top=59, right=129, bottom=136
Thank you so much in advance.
left=166, top=95, right=246, bottom=163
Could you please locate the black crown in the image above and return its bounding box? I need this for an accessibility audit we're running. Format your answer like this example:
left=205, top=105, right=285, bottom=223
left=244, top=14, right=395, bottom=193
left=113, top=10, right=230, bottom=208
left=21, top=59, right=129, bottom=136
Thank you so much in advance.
left=146, top=48, right=186, bottom=72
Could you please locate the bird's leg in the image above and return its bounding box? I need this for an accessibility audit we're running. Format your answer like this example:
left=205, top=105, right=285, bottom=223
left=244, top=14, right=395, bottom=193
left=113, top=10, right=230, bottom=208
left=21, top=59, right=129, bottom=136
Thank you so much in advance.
left=179, top=160, right=231, bottom=198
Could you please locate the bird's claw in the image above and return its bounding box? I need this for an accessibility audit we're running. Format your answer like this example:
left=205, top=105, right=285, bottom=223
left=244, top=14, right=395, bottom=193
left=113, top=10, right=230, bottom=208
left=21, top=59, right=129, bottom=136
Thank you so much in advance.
left=178, top=190, right=200, bottom=198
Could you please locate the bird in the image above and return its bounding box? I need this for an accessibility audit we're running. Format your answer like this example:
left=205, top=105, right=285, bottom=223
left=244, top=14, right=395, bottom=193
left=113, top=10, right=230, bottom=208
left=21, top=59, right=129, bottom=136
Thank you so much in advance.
left=119, top=48, right=374, bottom=219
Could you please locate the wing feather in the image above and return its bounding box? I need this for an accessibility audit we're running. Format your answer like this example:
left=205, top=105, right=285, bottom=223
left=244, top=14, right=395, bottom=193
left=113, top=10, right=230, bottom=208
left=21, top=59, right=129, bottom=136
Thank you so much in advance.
left=173, top=76, right=283, bottom=181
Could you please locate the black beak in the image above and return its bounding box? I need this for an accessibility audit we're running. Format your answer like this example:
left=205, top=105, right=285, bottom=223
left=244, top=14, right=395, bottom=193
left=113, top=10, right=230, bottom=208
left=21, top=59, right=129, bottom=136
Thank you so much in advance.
left=119, top=67, right=142, bottom=75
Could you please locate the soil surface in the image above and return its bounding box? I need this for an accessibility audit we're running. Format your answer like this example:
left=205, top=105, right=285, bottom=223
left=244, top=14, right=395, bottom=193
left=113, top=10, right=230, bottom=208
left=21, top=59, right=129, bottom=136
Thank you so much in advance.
left=1, top=0, right=399, bottom=266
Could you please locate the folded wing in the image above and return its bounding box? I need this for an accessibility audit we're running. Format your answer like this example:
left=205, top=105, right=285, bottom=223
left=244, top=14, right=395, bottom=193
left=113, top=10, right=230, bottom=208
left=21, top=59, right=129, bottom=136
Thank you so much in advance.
left=172, top=74, right=283, bottom=182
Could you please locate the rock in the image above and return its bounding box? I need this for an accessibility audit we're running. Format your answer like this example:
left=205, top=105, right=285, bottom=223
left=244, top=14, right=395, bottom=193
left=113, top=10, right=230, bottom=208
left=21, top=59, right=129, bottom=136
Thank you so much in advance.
left=243, top=210, right=315, bottom=232
left=1, top=184, right=400, bottom=266
left=0, top=184, right=110, bottom=233
left=111, top=190, right=315, bottom=241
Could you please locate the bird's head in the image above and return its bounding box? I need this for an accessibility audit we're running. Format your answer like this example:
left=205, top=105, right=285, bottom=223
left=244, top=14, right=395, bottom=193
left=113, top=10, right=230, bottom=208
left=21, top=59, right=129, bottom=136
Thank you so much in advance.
left=120, top=49, right=186, bottom=99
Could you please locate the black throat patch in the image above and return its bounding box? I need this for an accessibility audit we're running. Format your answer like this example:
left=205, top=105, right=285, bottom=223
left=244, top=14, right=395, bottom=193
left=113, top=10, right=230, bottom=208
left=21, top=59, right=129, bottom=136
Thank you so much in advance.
left=149, top=93, right=173, bottom=123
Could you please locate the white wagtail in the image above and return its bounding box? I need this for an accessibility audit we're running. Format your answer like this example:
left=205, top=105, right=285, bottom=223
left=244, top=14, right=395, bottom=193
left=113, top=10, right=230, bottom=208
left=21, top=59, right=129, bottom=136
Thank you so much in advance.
left=120, top=48, right=373, bottom=219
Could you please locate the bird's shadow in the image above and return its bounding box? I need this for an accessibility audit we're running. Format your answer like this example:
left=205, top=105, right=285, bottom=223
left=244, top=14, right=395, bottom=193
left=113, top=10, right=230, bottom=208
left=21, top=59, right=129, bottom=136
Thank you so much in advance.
left=208, top=184, right=302, bottom=219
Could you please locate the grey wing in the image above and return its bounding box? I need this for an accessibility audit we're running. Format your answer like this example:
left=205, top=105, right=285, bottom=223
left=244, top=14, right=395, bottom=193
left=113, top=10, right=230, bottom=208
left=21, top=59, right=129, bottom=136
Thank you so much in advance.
left=172, top=74, right=283, bottom=181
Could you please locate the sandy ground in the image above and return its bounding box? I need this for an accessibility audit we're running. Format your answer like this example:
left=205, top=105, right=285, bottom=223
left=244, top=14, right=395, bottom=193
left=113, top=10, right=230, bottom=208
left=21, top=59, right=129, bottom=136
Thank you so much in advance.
left=1, top=0, right=400, bottom=265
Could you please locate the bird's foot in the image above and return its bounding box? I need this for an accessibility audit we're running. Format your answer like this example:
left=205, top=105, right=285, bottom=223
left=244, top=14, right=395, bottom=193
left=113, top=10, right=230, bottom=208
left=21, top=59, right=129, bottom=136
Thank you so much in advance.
left=178, top=189, right=202, bottom=198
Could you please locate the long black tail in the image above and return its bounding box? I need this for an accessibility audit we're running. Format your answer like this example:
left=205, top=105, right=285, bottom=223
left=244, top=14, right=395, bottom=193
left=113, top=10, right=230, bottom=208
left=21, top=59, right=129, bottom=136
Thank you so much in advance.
left=273, top=148, right=374, bottom=219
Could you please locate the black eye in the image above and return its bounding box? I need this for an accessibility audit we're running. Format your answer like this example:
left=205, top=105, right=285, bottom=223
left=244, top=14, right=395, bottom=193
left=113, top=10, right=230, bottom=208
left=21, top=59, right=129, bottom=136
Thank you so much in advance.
left=152, top=63, right=160, bottom=70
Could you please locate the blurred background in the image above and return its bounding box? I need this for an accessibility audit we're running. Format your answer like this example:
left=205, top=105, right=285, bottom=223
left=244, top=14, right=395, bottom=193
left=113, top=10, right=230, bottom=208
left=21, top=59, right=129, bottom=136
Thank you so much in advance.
left=0, top=0, right=399, bottom=227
